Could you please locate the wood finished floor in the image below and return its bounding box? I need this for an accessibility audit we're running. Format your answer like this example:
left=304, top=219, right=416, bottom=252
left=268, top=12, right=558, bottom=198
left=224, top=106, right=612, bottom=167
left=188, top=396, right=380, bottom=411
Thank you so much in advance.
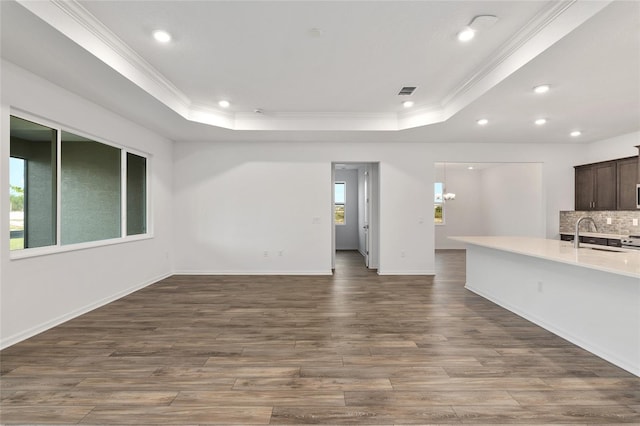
left=1, top=250, right=639, bottom=425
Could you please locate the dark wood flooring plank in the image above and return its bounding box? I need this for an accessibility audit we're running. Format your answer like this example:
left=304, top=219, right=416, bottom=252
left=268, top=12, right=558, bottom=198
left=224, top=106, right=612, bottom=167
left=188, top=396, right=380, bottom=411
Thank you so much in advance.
left=79, top=405, right=273, bottom=424
left=233, top=377, right=393, bottom=391
left=0, top=405, right=93, bottom=424
left=542, top=377, right=640, bottom=390
left=1, top=390, right=178, bottom=406
left=390, top=377, right=551, bottom=391
left=452, top=404, right=640, bottom=424
left=508, top=390, right=640, bottom=406
left=300, top=366, right=448, bottom=379
left=345, top=390, right=519, bottom=406
left=171, top=390, right=345, bottom=406
left=76, top=376, right=236, bottom=391
left=270, top=405, right=459, bottom=424
left=153, top=365, right=301, bottom=379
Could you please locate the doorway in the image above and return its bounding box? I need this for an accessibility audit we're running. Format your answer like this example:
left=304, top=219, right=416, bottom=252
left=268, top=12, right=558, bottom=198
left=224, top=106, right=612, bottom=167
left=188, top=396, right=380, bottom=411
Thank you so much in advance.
left=331, top=162, right=379, bottom=272
left=433, top=162, right=544, bottom=249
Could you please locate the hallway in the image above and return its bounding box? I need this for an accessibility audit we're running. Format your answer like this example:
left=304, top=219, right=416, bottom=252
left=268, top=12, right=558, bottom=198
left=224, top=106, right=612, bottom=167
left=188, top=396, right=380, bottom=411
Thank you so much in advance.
left=333, top=250, right=375, bottom=278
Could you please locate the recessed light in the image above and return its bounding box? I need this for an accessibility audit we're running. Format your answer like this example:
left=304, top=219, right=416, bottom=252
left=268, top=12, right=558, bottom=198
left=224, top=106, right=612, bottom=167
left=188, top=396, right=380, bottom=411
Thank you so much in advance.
left=152, top=30, right=172, bottom=43
left=535, top=118, right=547, bottom=126
left=477, top=118, right=489, bottom=126
left=570, top=130, right=582, bottom=137
left=218, top=100, right=230, bottom=108
left=457, top=27, right=475, bottom=42
left=402, top=101, right=414, bottom=108
left=467, top=166, right=474, bottom=170
left=533, top=84, right=550, bottom=94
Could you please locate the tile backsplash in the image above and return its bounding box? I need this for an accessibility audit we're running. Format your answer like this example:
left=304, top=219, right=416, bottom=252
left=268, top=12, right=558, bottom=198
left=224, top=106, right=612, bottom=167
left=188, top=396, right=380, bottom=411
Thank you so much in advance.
left=560, top=210, right=640, bottom=236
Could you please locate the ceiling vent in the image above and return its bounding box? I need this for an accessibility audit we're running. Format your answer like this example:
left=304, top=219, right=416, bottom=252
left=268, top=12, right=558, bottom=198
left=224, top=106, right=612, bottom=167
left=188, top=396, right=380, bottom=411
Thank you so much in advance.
left=398, top=86, right=417, bottom=96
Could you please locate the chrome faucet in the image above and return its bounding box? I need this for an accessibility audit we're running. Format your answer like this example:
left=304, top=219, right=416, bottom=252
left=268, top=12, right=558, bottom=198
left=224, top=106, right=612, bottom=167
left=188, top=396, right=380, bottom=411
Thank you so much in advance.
left=574, top=216, right=598, bottom=249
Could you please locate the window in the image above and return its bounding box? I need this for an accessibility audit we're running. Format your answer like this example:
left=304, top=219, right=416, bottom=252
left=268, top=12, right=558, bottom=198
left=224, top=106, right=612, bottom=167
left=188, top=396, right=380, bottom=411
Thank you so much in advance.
left=61, top=131, right=122, bottom=245
left=9, top=157, right=26, bottom=250
left=334, top=181, right=346, bottom=225
left=434, top=182, right=444, bottom=224
left=9, top=116, right=57, bottom=250
left=127, top=153, right=147, bottom=236
left=9, top=114, right=149, bottom=254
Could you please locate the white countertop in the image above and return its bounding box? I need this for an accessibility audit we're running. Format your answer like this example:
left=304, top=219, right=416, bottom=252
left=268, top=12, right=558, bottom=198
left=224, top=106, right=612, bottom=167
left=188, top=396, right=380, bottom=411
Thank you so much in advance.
left=450, top=236, right=640, bottom=279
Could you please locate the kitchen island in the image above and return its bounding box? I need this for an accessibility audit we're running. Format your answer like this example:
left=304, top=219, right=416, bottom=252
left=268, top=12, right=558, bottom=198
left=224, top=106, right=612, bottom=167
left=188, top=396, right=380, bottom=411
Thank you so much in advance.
left=450, top=236, right=640, bottom=377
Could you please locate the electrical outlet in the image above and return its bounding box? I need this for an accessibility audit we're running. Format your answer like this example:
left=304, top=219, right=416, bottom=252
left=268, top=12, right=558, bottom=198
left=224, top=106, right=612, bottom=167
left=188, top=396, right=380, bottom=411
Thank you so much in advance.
left=278, top=250, right=283, bottom=257
left=401, top=251, right=406, bottom=258
left=606, top=217, right=612, bottom=225
left=263, top=251, right=269, bottom=257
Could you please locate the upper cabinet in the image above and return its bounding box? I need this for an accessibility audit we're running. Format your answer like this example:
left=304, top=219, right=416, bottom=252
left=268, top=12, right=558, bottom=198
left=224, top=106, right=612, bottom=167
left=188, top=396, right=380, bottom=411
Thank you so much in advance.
left=617, top=156, right=639, bottom=210
left=575, top=156, right=639, bottom=211
left=574, top=161, right=616, bottom=210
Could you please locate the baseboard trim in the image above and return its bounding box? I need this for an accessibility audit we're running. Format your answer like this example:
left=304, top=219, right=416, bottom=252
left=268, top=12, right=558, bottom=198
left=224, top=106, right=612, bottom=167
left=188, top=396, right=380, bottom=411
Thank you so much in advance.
left=377, top=270, right=435, bottom=276
left=172, top=270, right=333, bottom=276
left=0, top=271, right=172, bottom=350
left=465, top=284, right=640, bottom=377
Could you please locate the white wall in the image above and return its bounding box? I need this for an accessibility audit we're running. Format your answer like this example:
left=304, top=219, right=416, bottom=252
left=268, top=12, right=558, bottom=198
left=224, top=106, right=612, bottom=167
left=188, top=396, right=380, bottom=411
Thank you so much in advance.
left=581, top=131, right=640, bottom=163
left=173, top=139, right=582, bottom=275
left=335, top=169, right=359, bottom=250
left=0, top=61, right=174, bottom=348
left=173, top=141, right=434, bottom=275
left=435, top=166, right=485, bottom=249
left=481, top=163, right=544, bottom=237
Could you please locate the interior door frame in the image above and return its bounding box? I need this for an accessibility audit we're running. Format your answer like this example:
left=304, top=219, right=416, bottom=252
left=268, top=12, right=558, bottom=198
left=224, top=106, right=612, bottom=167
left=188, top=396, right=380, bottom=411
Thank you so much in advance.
left=331, top=162, right=379, bottom=271
left=363, top=166, right=369, bottom=267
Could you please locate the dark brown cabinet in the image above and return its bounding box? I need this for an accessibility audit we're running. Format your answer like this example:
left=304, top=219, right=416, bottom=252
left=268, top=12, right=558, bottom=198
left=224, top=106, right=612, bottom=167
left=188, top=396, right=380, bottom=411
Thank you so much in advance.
left=559, top=233, right=622, bottom=247
left=637, top=146, right=640, bottom=184
left=574, top=161, right=616, bottom=210
left=575, top=156, right=639, bottom=211
left=617, top=156, right=639, bottom=210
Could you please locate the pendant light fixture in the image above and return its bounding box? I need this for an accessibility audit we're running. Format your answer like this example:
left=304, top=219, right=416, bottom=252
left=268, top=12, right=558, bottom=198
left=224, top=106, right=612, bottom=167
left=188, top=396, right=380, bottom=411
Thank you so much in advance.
left=443, top=163, right=456, bottom=201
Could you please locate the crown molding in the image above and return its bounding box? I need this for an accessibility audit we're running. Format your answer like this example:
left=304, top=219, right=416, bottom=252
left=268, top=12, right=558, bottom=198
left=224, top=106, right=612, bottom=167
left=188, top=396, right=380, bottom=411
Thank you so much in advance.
left=442, top=1, right=577, bottom=107
left=15, top=0, right=612, bottom=132
left=16, top=0, right=192, bottom=115
left=441, top=0, right=613, bottom=120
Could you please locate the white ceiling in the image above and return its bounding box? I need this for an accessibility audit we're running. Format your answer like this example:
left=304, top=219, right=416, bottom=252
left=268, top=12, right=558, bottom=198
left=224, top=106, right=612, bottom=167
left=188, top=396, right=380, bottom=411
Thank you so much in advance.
left=1, top=0, right=639, bottom=144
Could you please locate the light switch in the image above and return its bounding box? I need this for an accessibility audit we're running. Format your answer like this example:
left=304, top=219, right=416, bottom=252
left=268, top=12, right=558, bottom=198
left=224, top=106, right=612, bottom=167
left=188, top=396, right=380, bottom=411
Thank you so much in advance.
left=633, top=219, right=639, bottom=226
left=606, top=217, right=612, bottom=225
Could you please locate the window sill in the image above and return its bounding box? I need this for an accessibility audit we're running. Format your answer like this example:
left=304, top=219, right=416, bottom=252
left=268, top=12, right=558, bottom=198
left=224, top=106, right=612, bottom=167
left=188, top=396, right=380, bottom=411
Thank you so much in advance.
left=9, top=233, right=153, bottom=260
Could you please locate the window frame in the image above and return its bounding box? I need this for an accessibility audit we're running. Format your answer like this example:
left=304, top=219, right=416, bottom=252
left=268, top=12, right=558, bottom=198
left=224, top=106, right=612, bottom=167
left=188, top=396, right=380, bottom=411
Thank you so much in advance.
left=334, top=181, right=346, bottom=226
left=9, top=110, right=152, bottom=260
